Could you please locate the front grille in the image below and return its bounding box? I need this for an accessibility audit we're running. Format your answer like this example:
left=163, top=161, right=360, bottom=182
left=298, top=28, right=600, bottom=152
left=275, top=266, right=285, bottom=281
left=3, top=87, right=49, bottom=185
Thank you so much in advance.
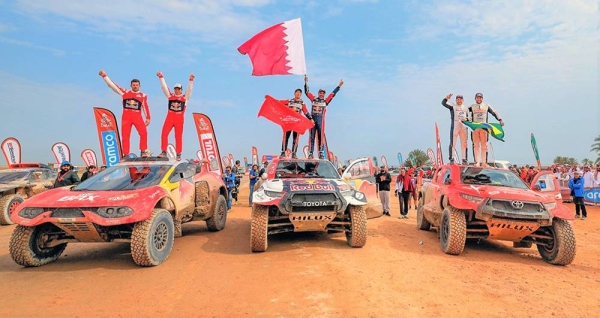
left=50, top=208, right=86, bottom=218
left=288, top=193, right=341, bottom=213
left=489, top=200, right=543, bottom=213
left=291, top=193, right=337, bottom=205
left=481, top=199, right=549, bottom=220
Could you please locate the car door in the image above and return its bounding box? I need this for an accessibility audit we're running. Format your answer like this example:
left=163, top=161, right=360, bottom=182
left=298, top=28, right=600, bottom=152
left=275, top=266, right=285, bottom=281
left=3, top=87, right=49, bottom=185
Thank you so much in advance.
left=342, top=158, right=381, bottom=219
left=530, top=171, right=562, bottom=203
left=168, top=163, right=195, bottom=213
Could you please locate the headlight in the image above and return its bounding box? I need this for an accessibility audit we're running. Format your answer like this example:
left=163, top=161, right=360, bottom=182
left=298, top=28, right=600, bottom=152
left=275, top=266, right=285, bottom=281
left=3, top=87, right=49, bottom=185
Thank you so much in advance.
left=264, top=190, right=284, bottom=198
left=354, top=192, right=365, bottom=200
left=544, top=202, right=557, bottom=210
left=97, top=206, right=133, bottom=218
left=460, top=193, right=483, bottom=203
left=19, top=208, right=45, bottom=219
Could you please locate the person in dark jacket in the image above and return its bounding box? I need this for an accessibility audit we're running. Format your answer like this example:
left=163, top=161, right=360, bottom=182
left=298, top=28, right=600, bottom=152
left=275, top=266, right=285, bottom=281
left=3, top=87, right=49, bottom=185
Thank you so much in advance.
left=395, top=168, right=416, bottom=218
left=54, top=161, right=80, bottom=188
left=375, top=165, right=392, bottom=216
left=80, top=165, right=98, bottom=182
left=568, top=171, right=587, bottom=220
left=222, top=165, right=236, bottom=210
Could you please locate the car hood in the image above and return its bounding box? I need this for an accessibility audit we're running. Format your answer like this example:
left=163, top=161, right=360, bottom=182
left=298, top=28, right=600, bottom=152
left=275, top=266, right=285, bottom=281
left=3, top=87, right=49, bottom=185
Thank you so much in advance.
left=458, top=184, right=552, bottom=203
left=18, top=185, right=169, bottom=208
left=0, top=183, right=21, bottom=192
left=264, top=178, right=345, bottom=192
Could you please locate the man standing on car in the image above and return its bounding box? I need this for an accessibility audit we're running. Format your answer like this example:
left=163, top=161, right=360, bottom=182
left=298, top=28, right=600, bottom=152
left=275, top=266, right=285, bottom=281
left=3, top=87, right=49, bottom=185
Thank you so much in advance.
left=375, top=166, right=392, bottom=216
left=53, top=161, right=80, bottom=188
left=274, top=89, right=312, bottom=158
left=304, top=75, right=344, bottom=159
left=468, top=93, right=504, bottom=167
left=156, top=71, right=194, bottom=161
left=569, top=171, right=587, bottom=220
left=222, top=166, right=236, bottom=211
left=99, top=69, right=151, bottom=157
left=441, top=93, right=470, bottom=164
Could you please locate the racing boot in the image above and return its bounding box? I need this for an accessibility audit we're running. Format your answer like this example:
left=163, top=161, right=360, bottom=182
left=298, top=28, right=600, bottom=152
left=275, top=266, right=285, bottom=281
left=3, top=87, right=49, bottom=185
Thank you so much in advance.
left=141, top=150, right=151, bottom=158
left=308, top=153, right=314, bottom=159
left=158, top=151, right=167, bottom=158
left=280, top=151, right=286, bottom=157
left=462, top=159, right=468, bottom=165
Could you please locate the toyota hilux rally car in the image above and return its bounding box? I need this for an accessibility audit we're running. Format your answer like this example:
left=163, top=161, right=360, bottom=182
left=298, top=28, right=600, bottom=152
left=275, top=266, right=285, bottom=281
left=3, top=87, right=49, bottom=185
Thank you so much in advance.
left=0, top=163, right=55, bottom=225
left=250, top=157, right=371, bottom=252
left=9, top=157, right=228, bottom=267
left=417, top=164, right=576, bottom=265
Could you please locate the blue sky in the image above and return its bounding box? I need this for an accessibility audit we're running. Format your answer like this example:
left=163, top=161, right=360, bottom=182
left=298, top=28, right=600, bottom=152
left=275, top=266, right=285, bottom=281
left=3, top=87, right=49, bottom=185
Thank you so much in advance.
left=0, top=0, right=598, bottom=166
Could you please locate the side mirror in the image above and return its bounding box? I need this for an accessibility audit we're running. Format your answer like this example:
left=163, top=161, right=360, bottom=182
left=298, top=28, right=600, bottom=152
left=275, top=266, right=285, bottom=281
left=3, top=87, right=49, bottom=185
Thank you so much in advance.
left=444, top=178, right=452, bottom=185
left=342, top=172, right=351, bottom=180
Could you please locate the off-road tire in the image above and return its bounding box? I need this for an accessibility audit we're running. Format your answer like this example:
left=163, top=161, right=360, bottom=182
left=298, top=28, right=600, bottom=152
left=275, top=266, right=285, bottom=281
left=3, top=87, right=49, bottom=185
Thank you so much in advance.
left=206, top=195, right=227, bottom=231
left=250, top=204, right=268, bottom=252
left=416, top=196, right=430, bottom=231
left=9, top=224, right=67, bottom=267
left=0, top=194, right=24, bottom=225
left=346, top=205, right=367, bottom=248
left=537, top=219, right=577, bottom=266
left=440, top=207, right=466, bottom=255
left=131, top=208, right=174, bottom=266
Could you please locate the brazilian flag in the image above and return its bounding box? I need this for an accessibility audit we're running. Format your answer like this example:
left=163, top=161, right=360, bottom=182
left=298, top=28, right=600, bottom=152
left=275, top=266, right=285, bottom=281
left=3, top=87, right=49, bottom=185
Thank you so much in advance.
left=462, top=121, right=505, bottom=142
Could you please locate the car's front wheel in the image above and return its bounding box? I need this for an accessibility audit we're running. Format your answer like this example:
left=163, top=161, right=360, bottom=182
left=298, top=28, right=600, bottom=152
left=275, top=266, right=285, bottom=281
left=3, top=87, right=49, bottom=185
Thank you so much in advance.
left=346, top=205, right=367, bottom=248
left=250, top=205, right=268, bottom=252
left=537, top=219, right=576, bottom=265
left=0, top=194, right=24, bottom=225
left=131, top=208, right=174, bottom=266
left=440, top=207, right=466, bottom=255
left=9, top=224, right=67, bottom=267
left=206, top=195, right=227, bottom=231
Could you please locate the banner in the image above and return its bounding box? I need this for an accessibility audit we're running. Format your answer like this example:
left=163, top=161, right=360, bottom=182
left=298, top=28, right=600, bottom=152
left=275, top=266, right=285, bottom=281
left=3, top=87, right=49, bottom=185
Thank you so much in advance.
left=51, top=142, right=71, bottom=164
left=252, top=146, right=258, bottom=165
left=192, top=113, right=223, bottom=175
left=244, top=157, right=249, bottom=167
left=427, top=148, right=435, bottom=167
left=584, top=188, right=600, bottom=205
left=258, top=95, right=314, bottom=134
left=381, top=155, right=388, bottom=169
left=303, top=145, right=309, bottom=158
left=166, top=144, right=176, bottom=159
left=81, top=149, right=98, bottom=167
left=531, top=133, right=541, bottom=169
left=435, top=123, right=444, bottom=167
left=1, top=137, right=22, bottom=166
left=409, top=152, right=416, bottom=167
left=222, top=156, right=231, bottom=168
left=93, top=107, right=123, bottom=167
left=196, top=150, right=203, bottom=161
left=228, top=153, right=234, bottom=164
left=238, top=18, right=307, bottom=76
left=372, top=156, right=379, bottom=167
left=397, top=152, right=403, bottom=166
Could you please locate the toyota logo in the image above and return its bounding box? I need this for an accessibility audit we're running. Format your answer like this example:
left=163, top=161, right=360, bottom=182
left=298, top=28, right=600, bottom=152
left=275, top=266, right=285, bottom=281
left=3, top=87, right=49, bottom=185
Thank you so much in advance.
left=511, top=201, right=524, bottom=209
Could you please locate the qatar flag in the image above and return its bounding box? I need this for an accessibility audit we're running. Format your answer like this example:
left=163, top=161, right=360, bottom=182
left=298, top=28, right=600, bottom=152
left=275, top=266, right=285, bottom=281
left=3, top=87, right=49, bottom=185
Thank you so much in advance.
left=238, top=18, right=307, bottom=76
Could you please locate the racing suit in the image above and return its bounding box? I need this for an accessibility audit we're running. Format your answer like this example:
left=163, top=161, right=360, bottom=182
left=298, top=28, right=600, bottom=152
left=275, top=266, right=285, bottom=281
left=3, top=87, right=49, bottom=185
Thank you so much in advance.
left=441, top=98, right=470, bottom=163
left=304, top=83, right=341, bottom=158
left=279, top=98, right=311, bottom=156
left=158, top=75, right=194, bottom=155
left=468, top=102, right=502, bottom=166
left=101, top=75, right=150, bottom=156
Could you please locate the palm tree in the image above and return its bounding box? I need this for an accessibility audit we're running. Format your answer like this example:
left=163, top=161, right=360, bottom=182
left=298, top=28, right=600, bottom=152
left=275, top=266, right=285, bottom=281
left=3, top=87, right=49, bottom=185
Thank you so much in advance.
left=403, top=149, right=430, bottom=167
left=591, top=135, right=600, bottom=165
left=581, top=158, right=593, bottom=167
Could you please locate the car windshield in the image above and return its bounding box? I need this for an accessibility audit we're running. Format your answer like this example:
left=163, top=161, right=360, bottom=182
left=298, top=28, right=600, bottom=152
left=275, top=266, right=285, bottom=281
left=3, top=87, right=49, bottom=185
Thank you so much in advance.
left=73, top=165, right=171, bottom=191
left=276, top=160, right=339, bottom=179
left=461, top=167, right=529, bottom=189
left=0, top=171, right=29, bottom=183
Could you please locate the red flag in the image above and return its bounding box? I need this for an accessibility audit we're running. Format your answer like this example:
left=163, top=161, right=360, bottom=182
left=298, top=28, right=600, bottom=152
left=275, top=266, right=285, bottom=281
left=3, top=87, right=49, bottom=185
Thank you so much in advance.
left=238, top=18, right=306, bottom=76
left=192, top=113, right=224, bottom=176
left=93, top=107, right=123, bottom=167
left=258, top=95, right=314, bottom=134
left=435, top=123, right=444, bottom=167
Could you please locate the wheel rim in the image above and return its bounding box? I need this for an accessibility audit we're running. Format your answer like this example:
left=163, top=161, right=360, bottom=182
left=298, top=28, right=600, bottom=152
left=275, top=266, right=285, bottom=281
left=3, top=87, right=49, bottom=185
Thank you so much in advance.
left=441, top=213, right=449, bottom=243
left=153, top=222, right=169, bottom=251
left=540, top=227, right=557, bottom=254
left=218, top=201, right=226, bottom=221
left=9, top=201, right=20, bottom=214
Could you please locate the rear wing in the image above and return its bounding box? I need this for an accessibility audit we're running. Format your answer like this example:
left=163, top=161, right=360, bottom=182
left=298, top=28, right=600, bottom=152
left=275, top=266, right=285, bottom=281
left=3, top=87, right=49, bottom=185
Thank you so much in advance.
left=8, top=162, right=43, bottom=168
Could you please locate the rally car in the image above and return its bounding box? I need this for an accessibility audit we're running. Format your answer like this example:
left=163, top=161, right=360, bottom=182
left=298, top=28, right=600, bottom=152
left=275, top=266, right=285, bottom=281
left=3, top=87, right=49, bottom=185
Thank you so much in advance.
left=9, top=157, right=228, bottom=267
left=417, top=164, right=576, bottom=265
left=250, top=158, right=370, bottom=252
left=0, top=163, right=55, bottom=225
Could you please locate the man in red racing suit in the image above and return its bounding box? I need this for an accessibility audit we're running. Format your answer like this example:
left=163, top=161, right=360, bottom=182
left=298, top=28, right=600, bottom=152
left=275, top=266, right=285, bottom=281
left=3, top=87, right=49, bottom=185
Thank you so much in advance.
left=156, top=71, right=195, bottom=161
left=304, top=75, right=344, bottom=159
left=99, top=69, right=151, bottom=157
left=277, top=88, right=312, bottom=159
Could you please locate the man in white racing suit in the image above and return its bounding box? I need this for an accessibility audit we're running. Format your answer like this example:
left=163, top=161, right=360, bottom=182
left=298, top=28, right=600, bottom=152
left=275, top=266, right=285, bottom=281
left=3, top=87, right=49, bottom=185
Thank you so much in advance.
left=468, top=92, right=505, bottom=166
left=441, top=93, right=470, bottom=164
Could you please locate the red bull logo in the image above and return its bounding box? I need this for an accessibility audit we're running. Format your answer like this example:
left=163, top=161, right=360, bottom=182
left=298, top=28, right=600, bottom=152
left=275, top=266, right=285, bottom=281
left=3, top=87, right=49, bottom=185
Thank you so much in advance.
left=290, top=184, right=335, bottom=191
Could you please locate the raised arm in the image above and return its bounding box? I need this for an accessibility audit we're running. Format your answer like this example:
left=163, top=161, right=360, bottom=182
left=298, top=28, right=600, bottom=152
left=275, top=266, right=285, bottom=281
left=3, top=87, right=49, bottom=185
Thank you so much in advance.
left=304, top=75, right=315, bottom=101
left=99, top=69, right=124, bottom=96
left=157, top=71, right=171, bottom=98
left=441, top=94, right=453, bottom=110
left=185, top=73, right=195, bottom=100
left=325, top=79, right=344, bottom=104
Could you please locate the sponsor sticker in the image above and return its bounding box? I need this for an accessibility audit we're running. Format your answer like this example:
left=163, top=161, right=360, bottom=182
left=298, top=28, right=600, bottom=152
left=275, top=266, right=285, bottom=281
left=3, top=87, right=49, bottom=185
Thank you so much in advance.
left=57, top=194, right=99, bottom=202
left=102, top=131, right=120, bottom=167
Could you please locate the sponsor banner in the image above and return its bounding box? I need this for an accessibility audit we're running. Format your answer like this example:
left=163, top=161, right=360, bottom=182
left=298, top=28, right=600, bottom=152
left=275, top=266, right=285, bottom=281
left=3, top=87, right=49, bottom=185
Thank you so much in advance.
left=244, top=157, right=248, bottom=167
left=51, top=142, right=71, bottom=164
left=381, top=155, right=388, bottom=169
left=531, top=133, right=541, bottom=168
left=261, top=154, right=277, bottom=163
left=193, top=113, right=223, bottom=175
left=228, top=153, right=234, bottom=163
left=222, top=156, right=231, bottom=168
left=93, top=107, right=122, bottom=167
left=409, top=152, right=416, bottom=167
left=303, top=145, right=309, bottom=158
left=397, top=152, right=402, bottom=166
left=372, top=156, right=378, bottom=167
left=80, top=149, right=97, bottom=167
left=584, top=188, right=600, bottom=204
left=1, top=137, right=22, bottom=166
left=166, top=144, right=176, bottom=159
left=196, top=150, right=203, bottom=161
left=427, top=148, right=435, bottom=166
left=252, top=146, right=258, bottom=165
left=435, top=123, right=444, bottom=167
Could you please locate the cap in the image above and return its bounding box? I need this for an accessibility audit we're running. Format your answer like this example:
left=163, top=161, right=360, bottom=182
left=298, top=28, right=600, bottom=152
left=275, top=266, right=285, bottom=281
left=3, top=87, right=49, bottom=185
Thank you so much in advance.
left=475, top=92, right=483, bottom=98
left=174, top=83, right=182, bottom=89
left=456, top=95, right=463, bottom=99
left=61, top=161, right=70, bottom=166
left=318, top=88, right=326, bottom=93
left=574, top=171, right=581, bottom=174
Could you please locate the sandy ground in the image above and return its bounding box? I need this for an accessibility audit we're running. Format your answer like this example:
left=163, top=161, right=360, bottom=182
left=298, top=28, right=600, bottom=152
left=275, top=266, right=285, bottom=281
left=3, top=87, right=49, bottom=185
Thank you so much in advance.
left=0, top=179, right=599, bottom=318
